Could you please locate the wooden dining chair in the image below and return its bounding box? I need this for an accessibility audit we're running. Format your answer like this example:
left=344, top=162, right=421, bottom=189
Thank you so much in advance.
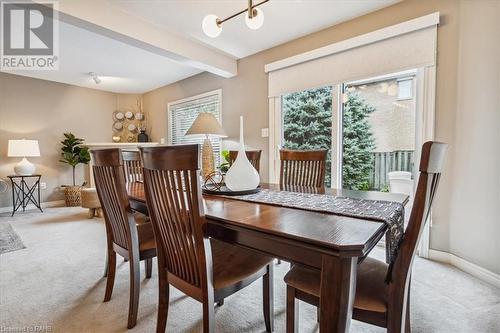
left=228, top=150, right=262, bottom=173
left=283, top=141, right=447, bottom=333
left=122, top=150, right=143, bottom=183
left=140, top=144, right=274, bottom=333
left=91, top=148, right=156, bottom=329
left=279, top=149, right=328, bottom=187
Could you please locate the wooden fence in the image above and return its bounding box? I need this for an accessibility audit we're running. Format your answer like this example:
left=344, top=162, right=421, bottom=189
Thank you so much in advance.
left=369, top=150, right=414, bottom=190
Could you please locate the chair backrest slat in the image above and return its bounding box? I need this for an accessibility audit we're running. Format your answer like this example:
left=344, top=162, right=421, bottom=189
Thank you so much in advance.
left=228, top=150, right=262, bottom=173
left=122, top=150, right=143, bottom=183
left=92, top=149, right=134, bottom=250
left=390, top=141, right=447, bottom=313
left=140, top=145, right=207, bottom=288
left=279, top=149, right=328, bottom=187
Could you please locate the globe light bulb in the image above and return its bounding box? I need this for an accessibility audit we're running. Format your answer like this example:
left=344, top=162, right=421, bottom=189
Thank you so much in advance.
left=202, top=14, right=222, bottom=38
left=245, top=7, right=264, bottom=30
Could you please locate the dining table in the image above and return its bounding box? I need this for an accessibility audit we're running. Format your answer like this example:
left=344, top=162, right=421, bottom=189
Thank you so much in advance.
left=127, top=181, right=408, bottom=333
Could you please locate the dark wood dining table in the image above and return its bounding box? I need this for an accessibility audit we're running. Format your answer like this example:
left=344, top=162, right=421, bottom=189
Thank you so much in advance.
left=127, top=182, right=408, bottom=333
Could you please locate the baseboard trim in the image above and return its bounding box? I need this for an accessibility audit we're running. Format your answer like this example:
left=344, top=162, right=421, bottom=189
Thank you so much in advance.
left=428, top=249, right=500, bottom=288
left=0, top=200, right=66, bottom=214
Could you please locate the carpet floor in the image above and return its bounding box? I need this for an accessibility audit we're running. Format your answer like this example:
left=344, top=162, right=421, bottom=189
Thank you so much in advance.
left=0, top=207, right=499, bottom=333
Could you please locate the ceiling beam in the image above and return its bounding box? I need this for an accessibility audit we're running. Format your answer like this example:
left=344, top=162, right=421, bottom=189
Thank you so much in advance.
left=42, top=0, right=237, bottom=78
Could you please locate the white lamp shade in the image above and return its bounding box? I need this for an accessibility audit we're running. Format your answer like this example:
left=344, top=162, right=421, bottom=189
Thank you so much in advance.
left=202, top=14, right=222, bottom=38
left=8, top=140, right=40, bottom=157
left=186, top=113, right=227, bottom=137
left=245, top=7, right=264, bottom=30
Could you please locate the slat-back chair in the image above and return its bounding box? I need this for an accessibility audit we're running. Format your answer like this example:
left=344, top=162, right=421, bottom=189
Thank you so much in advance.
left=283, top=141, right=448, bottom=333
left=228, top=150, right=262, bottom=173
left=92, top=148, right=156, bottom=329
left=122, top=150, right=143, bottom=183
left=280, top=149, right=328, bottom=187
left=140, top=144, right=274, bottom=333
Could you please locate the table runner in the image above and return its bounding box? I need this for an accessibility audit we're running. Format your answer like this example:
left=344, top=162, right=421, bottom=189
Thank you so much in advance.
left=225, top=189, right=404, bottom=264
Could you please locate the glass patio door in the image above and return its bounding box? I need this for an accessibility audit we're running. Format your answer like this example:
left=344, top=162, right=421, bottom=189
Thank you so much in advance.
left=281, top=86, right=334, bottom=187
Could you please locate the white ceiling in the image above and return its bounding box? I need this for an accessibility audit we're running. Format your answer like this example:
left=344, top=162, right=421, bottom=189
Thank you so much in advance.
left=2, top=20, right=202, bottom=94
left=2, top=0, right=400, bottom=93
left=109, top=0, right=400, bottom=59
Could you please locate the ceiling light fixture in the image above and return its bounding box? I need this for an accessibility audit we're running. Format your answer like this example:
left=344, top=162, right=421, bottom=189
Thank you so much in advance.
left=202, top=0, right=269, bottom=38
left=89, top=72, right=101, bottom=84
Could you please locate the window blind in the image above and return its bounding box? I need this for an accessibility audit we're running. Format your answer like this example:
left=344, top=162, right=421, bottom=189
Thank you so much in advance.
left=169, top=92, right=222, bottom=165
left=266, top=15, right=438, bottom=97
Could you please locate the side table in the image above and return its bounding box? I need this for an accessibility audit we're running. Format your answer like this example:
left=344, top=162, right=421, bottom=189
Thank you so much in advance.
left=7, top=174, right=43, bottom=216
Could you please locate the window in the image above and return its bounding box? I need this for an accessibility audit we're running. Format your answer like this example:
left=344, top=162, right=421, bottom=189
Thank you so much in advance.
left=168, top=89, right=222, bottom=164
left=397, top=78, right=413, bottom=100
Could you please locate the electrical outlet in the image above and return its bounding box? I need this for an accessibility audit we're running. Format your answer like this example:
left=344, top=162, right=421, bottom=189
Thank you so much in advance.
left=160, top=137, right=166, bottom=144
left=261, top=128, right=269, bottom=138
left=40, top=182, right=47, bottom=190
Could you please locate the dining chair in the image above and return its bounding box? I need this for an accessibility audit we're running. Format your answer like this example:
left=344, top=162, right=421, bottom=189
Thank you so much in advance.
left=122, top=150, right=143, bottom=183
left=279, top=149, right=328, bottom=187
left=92, top=148, right=156, bottom=329
left=140, top=144, right=274, bottom=333
left=228, top=150, right=262, bottom=173
left=283, top=141, right=447, bottom=333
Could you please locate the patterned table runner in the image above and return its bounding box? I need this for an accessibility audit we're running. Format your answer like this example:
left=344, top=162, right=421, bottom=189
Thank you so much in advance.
left=225, top=189, right=404, bottom=264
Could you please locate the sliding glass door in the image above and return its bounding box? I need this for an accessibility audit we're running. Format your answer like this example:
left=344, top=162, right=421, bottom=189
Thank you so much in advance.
left=281, top=86, right=333, bottom=186
left=342, top=71, right=417, bottom=195
left=277, top=70, right=418, bottom=198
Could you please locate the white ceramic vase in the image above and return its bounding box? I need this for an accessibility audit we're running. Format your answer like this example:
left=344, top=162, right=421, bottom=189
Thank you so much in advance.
left=225, top=116, right=260, bottom=191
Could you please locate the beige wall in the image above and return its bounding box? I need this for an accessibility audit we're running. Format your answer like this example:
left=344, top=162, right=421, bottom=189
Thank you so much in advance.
left=447, top=1, right=500, bottom=274
left=0, top=73, right=138, bottom=207
left=143, top=0, right=500, bottom=274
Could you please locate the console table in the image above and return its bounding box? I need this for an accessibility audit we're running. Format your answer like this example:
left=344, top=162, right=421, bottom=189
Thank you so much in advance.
left=7, top=174, right=43, bottom=216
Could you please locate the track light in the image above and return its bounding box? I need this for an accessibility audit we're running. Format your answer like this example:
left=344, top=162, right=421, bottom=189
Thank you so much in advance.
left=89, top=72, right=101, bottom=84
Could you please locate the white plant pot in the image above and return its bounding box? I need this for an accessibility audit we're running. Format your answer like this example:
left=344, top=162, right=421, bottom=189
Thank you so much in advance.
left=225, top=116, right=260, bottom=191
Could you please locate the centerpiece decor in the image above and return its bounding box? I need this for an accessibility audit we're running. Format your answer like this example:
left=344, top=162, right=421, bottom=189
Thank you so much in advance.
left=59, top=133, right=91, bottom=206
left=224, top=116, right=260, bottom=191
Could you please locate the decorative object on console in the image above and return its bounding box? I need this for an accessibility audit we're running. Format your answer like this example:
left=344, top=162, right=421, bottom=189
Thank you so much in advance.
left=202, top=0, right=269, bottom=38
left=224, top=116, right=260, bottom=191
left=137, top=129, right=149, bottom=143
left=7, top=139, right=40, bottom=175
left=59, top=133, right=91, bottom=207
left=186, top=112, right=227, bottom=179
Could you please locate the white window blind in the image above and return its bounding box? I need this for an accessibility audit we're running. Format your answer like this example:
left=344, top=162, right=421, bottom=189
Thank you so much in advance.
left=168, top=90, right=222, bottom=165
left=266, top=13, right=438, bottom=97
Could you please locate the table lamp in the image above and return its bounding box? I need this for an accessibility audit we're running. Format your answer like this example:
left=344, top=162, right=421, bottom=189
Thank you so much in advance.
left=8, top=139, right=40, bottom=175
left=186, top=113, right=226, bottom=179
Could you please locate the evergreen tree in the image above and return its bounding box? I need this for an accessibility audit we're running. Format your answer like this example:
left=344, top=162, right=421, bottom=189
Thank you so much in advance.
left=283, top=87, right=332, bottom=186
left=342, top=91, right=376, bottom=190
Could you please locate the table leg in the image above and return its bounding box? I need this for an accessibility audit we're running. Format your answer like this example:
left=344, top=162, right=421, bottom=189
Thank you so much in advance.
left=319, top=255, right=357, bottom=333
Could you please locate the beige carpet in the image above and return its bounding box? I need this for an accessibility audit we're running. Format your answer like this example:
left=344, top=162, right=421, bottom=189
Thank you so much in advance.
left=0, top=207, right=499, bottom=333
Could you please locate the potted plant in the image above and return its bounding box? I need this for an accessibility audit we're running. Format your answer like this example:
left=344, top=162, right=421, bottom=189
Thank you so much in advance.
left=59, top=133, right=90, bottom=206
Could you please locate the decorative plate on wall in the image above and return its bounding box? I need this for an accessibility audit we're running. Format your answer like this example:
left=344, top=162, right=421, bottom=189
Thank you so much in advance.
left=127, top=123, right=136, bottom=132
left=135, top=112, right=144, bottom=120
left=113, top=122, right=123, bottom=131
left=114, top=111, right=124, bottom=120
left=125, top=111, right=134, bottom=119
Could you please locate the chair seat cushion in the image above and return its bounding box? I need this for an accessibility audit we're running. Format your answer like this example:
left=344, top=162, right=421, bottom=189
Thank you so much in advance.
left=211, top=239, right=273, bottom=290
left=284, top=257, right=389, bottom=313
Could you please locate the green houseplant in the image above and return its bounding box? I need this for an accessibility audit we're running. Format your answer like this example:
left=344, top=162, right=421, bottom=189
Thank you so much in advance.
left=59, top=133, right=90, bottom=206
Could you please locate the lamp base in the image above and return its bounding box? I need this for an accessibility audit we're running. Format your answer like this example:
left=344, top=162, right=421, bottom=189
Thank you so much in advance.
left=14, top=157, right=36, bottom=175
left=202, top=138, right=215, bottom=179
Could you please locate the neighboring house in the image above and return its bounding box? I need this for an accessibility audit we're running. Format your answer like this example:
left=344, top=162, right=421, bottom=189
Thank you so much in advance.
left=349, top=77, right=416, bottom=153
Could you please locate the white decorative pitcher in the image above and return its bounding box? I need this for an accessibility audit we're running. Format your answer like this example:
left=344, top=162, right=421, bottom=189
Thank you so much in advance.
left=225, top=116, right=260, bottom=191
